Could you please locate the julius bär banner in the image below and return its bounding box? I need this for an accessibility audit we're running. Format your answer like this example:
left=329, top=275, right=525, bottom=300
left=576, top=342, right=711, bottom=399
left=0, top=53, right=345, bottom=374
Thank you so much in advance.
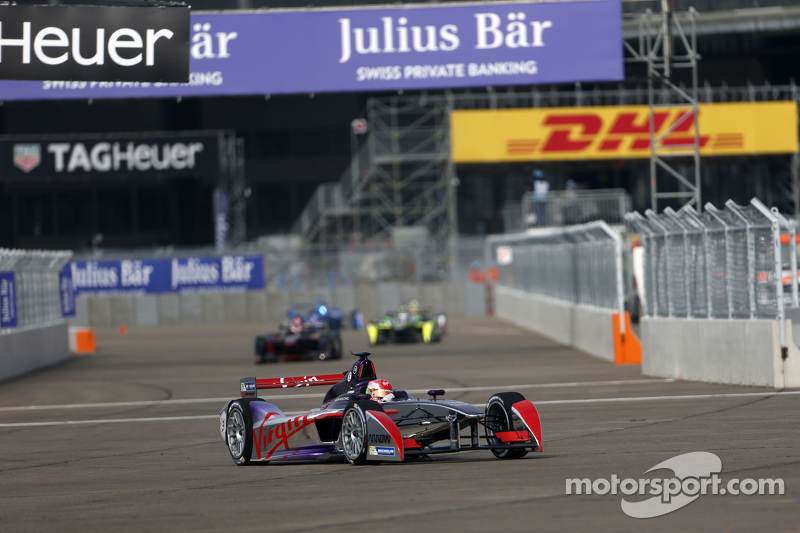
left=0, top=0, right=623, bottom=100
left=62, top=256, right=265, bottom=298
left=0, top=5, right=190, bottom=82
left=451, top=102, right=799, bottom=163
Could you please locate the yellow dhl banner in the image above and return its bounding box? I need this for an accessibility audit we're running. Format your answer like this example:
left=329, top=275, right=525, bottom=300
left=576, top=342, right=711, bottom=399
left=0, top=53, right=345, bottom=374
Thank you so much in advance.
left=450, top=101, right=798, bottom=163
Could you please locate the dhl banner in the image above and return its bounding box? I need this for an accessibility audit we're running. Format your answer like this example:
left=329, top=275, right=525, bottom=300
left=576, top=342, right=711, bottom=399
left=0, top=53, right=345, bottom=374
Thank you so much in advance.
left=450, top=101, right=798, bottom=163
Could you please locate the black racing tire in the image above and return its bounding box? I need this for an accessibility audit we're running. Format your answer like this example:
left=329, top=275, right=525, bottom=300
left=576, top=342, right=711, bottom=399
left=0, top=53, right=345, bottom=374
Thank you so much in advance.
left=226, top=399, right=265, bottom=466
left=341, top=400, right=384, bottom=465
left=485, top=392, right=528, bottom=459
left=333, top=334, right=343, bottom=360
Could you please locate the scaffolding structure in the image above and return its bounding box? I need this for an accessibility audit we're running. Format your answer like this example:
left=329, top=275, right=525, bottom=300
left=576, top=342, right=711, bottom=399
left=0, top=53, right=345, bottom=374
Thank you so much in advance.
left=292, top=95, right=458, bottom=275
left=624, top=4, right=702, bottom=213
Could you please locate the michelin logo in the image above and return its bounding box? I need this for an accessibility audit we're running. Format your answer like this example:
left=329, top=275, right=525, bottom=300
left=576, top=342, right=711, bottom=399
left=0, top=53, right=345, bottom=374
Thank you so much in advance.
left=369, top=446, right=396, bottom=457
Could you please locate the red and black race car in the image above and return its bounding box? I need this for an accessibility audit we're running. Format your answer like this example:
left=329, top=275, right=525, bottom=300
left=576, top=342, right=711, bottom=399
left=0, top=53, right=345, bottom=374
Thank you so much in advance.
left=221, top=351, right=543, bottom=465
left=254, top=303, right=343, bottom=363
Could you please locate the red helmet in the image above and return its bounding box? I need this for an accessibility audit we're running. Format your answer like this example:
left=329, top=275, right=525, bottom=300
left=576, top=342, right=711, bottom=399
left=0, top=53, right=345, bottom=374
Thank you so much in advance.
left=289, top=315, right=304, bottom=333
left=366, top=379, right=393, bottom=402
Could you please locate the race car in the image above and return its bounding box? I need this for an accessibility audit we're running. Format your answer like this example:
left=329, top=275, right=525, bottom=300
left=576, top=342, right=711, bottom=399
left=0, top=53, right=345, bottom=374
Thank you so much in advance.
left=366, top=299, right=446, bottom=345
left=220, top=351, right=542, bottom=465
left=253, top=302, right=343, bottom=363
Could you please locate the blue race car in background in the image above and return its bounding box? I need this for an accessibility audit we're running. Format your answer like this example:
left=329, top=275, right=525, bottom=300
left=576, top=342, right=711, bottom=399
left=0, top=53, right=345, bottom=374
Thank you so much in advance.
left=254, top=301, right=344, bottom=363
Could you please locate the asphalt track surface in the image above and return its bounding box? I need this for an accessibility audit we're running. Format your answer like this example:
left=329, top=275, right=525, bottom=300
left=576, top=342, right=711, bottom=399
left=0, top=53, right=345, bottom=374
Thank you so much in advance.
left=0, top=316, right=798, bottom=533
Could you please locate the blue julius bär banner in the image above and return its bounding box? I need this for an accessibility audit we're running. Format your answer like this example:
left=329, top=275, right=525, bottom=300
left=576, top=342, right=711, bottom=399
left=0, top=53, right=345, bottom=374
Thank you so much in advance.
left=0, top=0, right=623, bottom=100
left=66, top=255, right=265, bottom=296
left=59, top=269, right=76, bottom=317
left=0, top=272, right=17, bottom=328
left=170, top=256, right=264, bottom=292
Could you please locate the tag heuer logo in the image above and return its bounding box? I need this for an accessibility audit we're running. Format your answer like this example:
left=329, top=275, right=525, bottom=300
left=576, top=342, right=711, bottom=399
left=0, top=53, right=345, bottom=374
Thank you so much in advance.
left=13, top=144, right=41, bottom=173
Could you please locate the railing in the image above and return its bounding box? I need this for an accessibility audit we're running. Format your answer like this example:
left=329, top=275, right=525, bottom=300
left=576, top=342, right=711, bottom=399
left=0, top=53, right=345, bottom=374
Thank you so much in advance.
left=485, top=221, right=625, bottom=313
left=625, top=198, right=790, bottom=321
left=0, top=249, right=72, bottom=333
left=504, top=189, right=632, bottom=233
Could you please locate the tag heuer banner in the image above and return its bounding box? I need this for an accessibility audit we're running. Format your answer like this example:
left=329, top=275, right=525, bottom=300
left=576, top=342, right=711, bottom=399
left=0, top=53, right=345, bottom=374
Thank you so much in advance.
left=0, top=0, right=622, bottom=99
left=0, top=4, right=190, bottom=82
left=0, top=132, right=223, bottom=179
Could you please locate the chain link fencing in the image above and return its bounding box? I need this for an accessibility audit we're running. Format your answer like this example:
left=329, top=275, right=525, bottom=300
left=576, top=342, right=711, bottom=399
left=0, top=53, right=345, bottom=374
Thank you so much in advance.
left=625, top=198, right=791, bottom=325
left=0, top=249, right=72, bottom=333
left=485, top=221, right=626, bottom=314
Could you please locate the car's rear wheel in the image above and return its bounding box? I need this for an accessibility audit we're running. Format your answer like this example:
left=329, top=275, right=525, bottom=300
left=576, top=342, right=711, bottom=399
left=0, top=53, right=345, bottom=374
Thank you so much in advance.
left=341, top=400, right=383, bottom=465
left=226, top=399, right=265, bottom=465
left=485, top=392, right=528, bottom=459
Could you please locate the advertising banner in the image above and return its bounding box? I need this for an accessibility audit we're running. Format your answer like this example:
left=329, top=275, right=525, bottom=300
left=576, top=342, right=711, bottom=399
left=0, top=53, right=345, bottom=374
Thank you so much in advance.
left=0, top=132, right=222, bottom=179
left=0, top=0, right=623, bottom=100
left=59, top=269, right=76, bottom=317
left=451, top=101, right=799, bottom=163
left=0, top=5, right=190, bottom=82
left=0, top=272, right=17, bottom=328
left=65, top=255, right=265, bottom=296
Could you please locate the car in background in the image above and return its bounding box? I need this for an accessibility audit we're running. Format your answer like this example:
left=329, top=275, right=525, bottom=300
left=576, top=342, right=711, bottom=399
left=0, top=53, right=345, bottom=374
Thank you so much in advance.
left=366, top=300, right=446, bottom=345
left=254, top=301, right=343, bottom=363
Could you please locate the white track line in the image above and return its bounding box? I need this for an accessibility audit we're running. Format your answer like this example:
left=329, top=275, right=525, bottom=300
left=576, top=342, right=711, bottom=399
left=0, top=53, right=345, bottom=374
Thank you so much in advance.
left=1, top=388, right=798, bottom=429
left=0, top=379, right=674, bottom=413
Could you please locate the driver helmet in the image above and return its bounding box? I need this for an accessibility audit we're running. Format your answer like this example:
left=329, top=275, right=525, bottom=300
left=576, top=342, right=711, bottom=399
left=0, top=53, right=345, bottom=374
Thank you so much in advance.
left=289, top=315, right=304, bottom=333
left=366, top=379, right=394, bottom=402
left=408, top=299, right=420, bottom=315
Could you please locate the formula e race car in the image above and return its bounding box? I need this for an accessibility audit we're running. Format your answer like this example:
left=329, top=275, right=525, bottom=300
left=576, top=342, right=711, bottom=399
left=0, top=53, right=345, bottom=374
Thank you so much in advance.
left=254, top=302, right=343, bottom=363
left=366, top=300, right=446, bottom=345
left=220, top=351, right=542, bottom=465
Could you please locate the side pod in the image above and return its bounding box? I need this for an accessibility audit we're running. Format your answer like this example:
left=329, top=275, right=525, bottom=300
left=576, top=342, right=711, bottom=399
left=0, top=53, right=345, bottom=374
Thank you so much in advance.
left=511, top=400, right=544, bottom=452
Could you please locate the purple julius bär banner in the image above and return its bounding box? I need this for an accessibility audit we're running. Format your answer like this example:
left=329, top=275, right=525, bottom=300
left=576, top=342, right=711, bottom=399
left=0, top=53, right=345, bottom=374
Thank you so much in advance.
left=0, top=272, right=17, bottom=328
left=0, top=0, right=622, bottom=100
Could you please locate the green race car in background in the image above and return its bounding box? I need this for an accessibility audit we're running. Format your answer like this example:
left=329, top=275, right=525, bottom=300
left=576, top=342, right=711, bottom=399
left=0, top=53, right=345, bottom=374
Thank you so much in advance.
left=367, top=300, right=447, bottom=345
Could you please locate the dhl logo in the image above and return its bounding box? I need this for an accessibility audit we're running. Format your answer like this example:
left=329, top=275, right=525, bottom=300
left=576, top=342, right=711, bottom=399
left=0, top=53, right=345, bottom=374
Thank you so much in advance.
left=450, top=102, right=798, bottom=163
left=506, top=110, right=741, bottom=156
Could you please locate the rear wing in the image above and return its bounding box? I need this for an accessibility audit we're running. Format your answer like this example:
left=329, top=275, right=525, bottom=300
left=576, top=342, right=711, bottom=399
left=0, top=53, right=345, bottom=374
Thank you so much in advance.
left=240, top=373, right=344, bottom=398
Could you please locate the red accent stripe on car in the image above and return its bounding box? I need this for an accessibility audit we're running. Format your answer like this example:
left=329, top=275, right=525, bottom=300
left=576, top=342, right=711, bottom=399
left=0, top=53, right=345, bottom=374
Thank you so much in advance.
left=255, top=374, right=343, bottom=389
left=402, top=438, right=422, bottom=449
left=495, top=430, right=531, bottom=443
left=512, top=400, right=543, bottom=452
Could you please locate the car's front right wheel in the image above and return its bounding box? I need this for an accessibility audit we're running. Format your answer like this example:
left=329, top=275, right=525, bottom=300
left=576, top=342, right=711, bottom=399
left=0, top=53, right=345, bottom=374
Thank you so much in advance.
left=341, top=400, right=383, bottom=465
left=485, top=392, right=528, bottom=459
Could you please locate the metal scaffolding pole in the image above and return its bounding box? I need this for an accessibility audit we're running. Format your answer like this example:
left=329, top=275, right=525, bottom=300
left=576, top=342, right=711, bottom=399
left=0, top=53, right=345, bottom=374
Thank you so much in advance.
left=625, top=4, right=702, bottom=214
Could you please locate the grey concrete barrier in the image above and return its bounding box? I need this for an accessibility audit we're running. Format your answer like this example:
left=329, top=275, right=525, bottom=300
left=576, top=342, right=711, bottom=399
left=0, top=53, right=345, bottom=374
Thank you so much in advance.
left=66, top=282, right=470, bottom=329
left=641, top=317, right=800, bottom=388
left=0, top=323, right=70, bottom=383
left=495, top=285, right=615, bottom=362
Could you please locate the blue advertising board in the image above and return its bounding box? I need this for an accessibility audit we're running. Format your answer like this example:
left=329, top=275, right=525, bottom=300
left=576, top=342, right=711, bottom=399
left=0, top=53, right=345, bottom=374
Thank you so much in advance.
left=0, top=0, right=623, bottom=100
left=62, top=255, right=265, bottom=297
left=59, top=269, right=76, bottom=317
left=0, top=272, right=17, bottom=328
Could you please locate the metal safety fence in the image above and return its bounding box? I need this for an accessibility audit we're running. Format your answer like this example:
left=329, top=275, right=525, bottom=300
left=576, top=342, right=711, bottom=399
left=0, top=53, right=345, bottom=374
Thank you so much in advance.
left=504, top=188, right=632, bottom=233
left=0, top=249, right=72, bottom=333
left=485, top=221, right=626, bottom=314
left=625, top=197, right=793, bottom=325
